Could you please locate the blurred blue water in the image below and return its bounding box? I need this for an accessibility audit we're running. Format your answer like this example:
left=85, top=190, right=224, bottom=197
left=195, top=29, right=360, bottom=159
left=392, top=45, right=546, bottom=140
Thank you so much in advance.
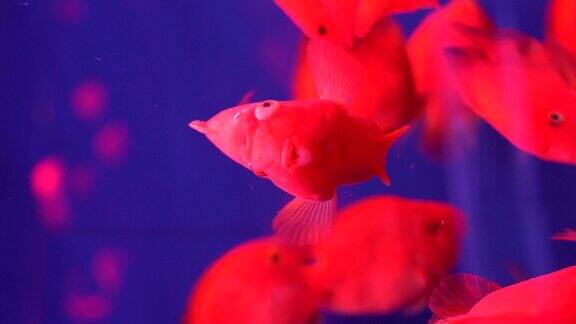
left=1, top=0, right=576, bottom=323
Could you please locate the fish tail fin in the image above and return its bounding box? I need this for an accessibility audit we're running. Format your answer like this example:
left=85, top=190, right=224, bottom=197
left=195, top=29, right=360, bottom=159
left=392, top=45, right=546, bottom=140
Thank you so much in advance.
left=272, top=196, right=337, bottom=246
left=376, top=125, right=410, bottom=186
left=428, top=274, right=501, bottom=323
left=551, top=228, right=576, bottom=242
left=307, top=38, right=363, bottom=106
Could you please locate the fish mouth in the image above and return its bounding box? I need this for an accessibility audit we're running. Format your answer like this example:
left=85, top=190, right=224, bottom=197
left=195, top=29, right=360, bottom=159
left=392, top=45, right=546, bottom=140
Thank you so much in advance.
left=189, top=120, right=208, bottom=134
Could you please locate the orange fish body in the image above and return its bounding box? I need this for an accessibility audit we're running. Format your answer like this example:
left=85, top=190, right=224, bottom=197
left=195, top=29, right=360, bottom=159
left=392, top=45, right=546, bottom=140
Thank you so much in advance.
left=184, top=238, right=319, bottom=324
left=311, top=196, right=464, bottom=314
left=295, top=20, right=420, bottom=132
left=407, top=0, right=493, bottom=156
left=430, top=266, right=576, bottom=323
left=275, top=0, right=438, bottom=49
left=445, top=28, right=576, bottom=164
left=547, top=0, right=576, bottom=57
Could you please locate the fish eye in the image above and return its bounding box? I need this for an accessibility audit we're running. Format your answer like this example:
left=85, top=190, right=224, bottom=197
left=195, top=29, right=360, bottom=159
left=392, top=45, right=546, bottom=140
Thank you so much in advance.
left=271, top=252, right=281, bottom=264
left=425, top=221, right=443, bottom=236
left=301, top=256, right=316, bottom=266
left=255, top=100, right=280, bottom=120
left=549, top=111, right=564, bottom=126
left=318, top=25, right=327, bottom=35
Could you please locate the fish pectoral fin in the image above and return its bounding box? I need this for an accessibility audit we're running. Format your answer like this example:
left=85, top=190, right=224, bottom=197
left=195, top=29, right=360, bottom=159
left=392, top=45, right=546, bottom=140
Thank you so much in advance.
left=429, top=274, right=501, bottom=323
left=306, top=38, right=363, bottom=106
left=272, top=196, right=337, bottom=246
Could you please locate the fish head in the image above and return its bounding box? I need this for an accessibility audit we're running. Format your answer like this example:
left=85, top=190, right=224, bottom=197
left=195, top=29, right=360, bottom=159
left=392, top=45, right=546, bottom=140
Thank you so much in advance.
left=413, top=203, right=465, bottom=284
left=189, top=99, right=295, bottom=171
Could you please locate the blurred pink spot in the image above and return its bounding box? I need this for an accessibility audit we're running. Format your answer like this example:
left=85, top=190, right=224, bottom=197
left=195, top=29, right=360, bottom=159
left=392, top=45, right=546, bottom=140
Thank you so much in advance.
left=92, top=249, right=125, bottom=294
left=68, top=164, right=96, bottom=198
left=53, top=0, right=85, bottom=24
left=259, top=37, right=292, bottom=85
left=30, top=156, right=70, bottom=230
left=92, top=121, right=129, bottom=166
left=71, top=79, right=108, bottom=121
left=65, top=293, right=111, bottom=321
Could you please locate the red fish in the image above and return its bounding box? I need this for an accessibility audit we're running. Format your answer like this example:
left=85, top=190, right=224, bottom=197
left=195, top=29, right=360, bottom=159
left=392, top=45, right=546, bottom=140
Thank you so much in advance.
left=190, top=40, right=407, bottom=245
left=275, top=0, right=438, bottom=49
left=444, top=26, right=576, bottom=164
left=407, top=0, right=493, bottom=156
left=547, top=0, right=576, bottom=57
left=184, top=238, right=319, bottom=324
left=310, top=196, right=465, bottom=314
left=294, top=19, right=420, bottom=132
left=429, top=266, right=576, bottom=323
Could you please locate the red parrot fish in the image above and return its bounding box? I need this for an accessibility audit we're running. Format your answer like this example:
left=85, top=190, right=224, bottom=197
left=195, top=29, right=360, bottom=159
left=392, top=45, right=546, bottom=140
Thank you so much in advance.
left=444, top=25, right=576, bottom=164
left=547, top=0, right=576, bottom=57
left=190, top=39, right=408, bottom=245
left=294, top=19, right=421, bottom=132
left=429, top=266, right=576, bottom=323
left=183, top=238, right=319, bottom=324
left=552, top=228, right=576, bottom=242
left=310, top=196, right=465, bottom=314
left=407, top=0, right=493, bottom=157
left=274, top=0, right=438, bottom=49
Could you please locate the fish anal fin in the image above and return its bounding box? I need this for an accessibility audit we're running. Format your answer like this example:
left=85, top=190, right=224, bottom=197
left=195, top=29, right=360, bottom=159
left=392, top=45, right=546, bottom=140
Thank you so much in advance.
left=273, top=196, right=337, bottom=246
left=429, top=274, right=501, bottom=323
left=306, top=39, right=363, bottom=106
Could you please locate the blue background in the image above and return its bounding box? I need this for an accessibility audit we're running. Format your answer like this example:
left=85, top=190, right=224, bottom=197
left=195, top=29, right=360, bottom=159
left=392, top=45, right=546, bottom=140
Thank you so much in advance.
left=1, top=0, right=575, bottom=323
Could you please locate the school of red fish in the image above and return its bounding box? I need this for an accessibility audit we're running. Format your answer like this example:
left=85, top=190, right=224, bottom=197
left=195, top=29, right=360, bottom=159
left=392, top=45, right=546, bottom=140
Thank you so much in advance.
left=187, top=0, right=576, bottom=322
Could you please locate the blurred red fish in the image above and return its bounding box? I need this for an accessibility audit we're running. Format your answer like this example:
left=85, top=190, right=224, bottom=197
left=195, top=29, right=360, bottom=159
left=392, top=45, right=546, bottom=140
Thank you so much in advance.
left=407, top=0, right=493, bottom=157
left=184, top=238, right=319, bottom=324
left=444, top=26, right=576, bottom=164
left=547, top=0, right=576, bottom=57
left=552, top=228, right=576, bottom=242
left=275, top=0, right=437, bottom=48
left=311, top=196, right=465, bottom=314
left=429, top=266, right=576, bottom=323
left=294, top=19, right=420, bottom=132
left=190, top=40, right=407, bottom=245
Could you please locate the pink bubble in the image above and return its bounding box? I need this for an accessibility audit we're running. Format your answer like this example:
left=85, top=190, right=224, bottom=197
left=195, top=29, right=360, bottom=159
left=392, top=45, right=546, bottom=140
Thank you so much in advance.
left=92, top=249, right=125, bottom=295
left=31, top=157, right=71, bottom=230
left=53, top=0, right=86, bottom=24
left=68, top=164, right=96, bottom=198
left=31, top=156, right=65, bottom=199
left=92, top=121, right=129, bottom=166
left=64, top=293, right=111, bottom=321
left=70, top=79, right=108, bottom=122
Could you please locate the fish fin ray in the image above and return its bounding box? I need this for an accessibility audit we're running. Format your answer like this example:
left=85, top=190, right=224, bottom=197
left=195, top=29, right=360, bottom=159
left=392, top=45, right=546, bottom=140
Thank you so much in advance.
left=429, top=273, right=501, bottom=323
left=273, top=196, right=337, bottom=246
left=307, top=39, right=363, bottom=106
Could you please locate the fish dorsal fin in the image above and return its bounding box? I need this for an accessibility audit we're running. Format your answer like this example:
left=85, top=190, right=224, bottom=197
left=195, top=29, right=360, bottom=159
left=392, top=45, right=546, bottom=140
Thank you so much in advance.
left=273, top=196, right=337, bottom=246
left=237, top=90, right=255, bottom=105
left=428, top=274, right=501, bottom=323
left=307, top=39, right=363, bottom=106
left=552, top=228, right=576, bottom=242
